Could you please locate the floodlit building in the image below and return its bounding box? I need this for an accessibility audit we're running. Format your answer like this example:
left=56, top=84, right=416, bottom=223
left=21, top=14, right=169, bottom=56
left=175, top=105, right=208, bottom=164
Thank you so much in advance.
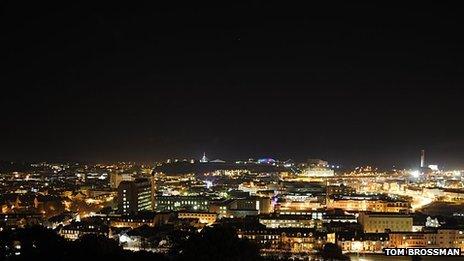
left=177, top=211, right=217, bottom=225
left=358, top=212, right=413, bottom=233
left=258, top=213, right=323, bottom=229
left=237, top=227, right=328, bottom=254
left=336, top=232, right=389, bottom=253
left=327, top=195, right=411, bottom=213
left=300, top=159, right=334, bottom=177
left=110, top=173, right=134, bottom=189
left=388, top=229, right=464, bottom=250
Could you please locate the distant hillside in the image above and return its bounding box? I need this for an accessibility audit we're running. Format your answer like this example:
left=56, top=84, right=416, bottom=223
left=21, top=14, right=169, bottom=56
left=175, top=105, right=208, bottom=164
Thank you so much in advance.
left=153, top=161, right=286, bottom=175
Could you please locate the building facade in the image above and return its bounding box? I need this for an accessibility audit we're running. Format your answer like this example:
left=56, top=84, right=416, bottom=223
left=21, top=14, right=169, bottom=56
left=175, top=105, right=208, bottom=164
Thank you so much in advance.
left=177, top=211, right=217, bottom=224
left=328, top=196, right=410, bottom=213
left=118, top=178, right=153, bottom=214
left=358, top=212, right=413, bottom=233
left=154, top=196, right=210, bottom=212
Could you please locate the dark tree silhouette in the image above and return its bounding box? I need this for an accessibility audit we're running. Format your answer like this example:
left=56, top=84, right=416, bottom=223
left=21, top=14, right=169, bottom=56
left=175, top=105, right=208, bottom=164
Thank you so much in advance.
left=320, top=243, right=350, bottom=261
left=0, top=226, right=68, bottom=261
left=1, top=226, right=263, bottom=261
left=0, top=227, right=167, bottom=261
left=66, top=234, right=167, bottom=261
left=67, top=234, right=123, bottom=260
left=174, top=225, right=262, bottom=261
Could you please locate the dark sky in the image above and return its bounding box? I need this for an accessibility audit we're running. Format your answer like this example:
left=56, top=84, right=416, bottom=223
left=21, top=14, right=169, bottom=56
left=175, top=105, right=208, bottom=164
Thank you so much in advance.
left=1, top=2, right=464, bottom=168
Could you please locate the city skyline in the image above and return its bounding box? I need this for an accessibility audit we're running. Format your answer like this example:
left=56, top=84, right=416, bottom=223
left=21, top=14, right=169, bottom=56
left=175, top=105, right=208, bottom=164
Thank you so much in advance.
left=0, top=149, right=454, bottom=170
left=3, top=2, right=464, bottom=259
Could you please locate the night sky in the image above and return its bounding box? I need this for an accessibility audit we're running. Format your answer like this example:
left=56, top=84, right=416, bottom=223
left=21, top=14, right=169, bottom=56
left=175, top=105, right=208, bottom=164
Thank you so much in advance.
left=1, top=2, right=464, bottom=168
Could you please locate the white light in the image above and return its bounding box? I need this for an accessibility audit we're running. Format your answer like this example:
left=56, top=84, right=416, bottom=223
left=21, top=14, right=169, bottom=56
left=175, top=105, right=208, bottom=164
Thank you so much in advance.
left=410, top=170, right=420, bottom=178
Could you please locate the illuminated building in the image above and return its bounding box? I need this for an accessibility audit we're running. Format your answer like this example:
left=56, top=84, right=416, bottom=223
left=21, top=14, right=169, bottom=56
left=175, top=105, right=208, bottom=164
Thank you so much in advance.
left=209, top=197, right=272, bottom=218
left=237, top=181, right=275, bottom=195
left=326, top=185, right=356, bottom=196
left=108, top=212, right=171, bottom=229
left=0, top=194, right=67, bottom=219
left=426, top=216, right=440, bottom=228
left=387, top=229, right=464, bottom=250
left=237, top=227, right=328, bottom=254
left=118, top=178, right=153, bottom=214
left=154, top=195, right=210, bottom=212
left=358, top=212, right=413, bottom=233
left=200, top=152, right=208, bottom=163
left=208, top=201, right=228, bottom=218
left=228, top=197, right=272, bottom=214
left=435, top=229, right=464, bottom=249
left=258, top=214, right=323, bottom=229
left=275, top=199, right=323, bottom=213
left=283, top=181, right=325, bottom=194
left=257, top=158, right=276, bottom=165
left=177, top=211, right=217, bottom=225
left=421, top=149, right=426, bottom=168
left=306, top=159, right=329, bottom=168
left=273, top=210, right=323, bottom=218
left=301, top=169, right=334, bottom=178
left=322, top=210, right=357, bottom=223
left=110, top=173, right=133, bottom=189
left=443, top=188, right=464, bottom=201
left=388, top=231, right=436, bottom=248
left=336, top=232, right=389, bottom=253
left=327, top=195, right=411, bottom=213
left=60, top=222, right=109, bottom=240
left=277, top=187, right=326, bottom=210
left=298, top=159, right=334, bottom=178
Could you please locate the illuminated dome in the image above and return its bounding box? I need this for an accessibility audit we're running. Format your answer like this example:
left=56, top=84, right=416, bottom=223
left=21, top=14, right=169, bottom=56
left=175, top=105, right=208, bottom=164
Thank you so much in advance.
left=257, top=158, right=276, bottom=164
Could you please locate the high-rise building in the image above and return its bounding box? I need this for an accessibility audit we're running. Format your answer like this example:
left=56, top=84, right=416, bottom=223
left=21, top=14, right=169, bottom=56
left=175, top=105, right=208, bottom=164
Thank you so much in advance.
left=420, top=149, right=425, bottom=168
left=118, top=178, right=152, bottom=214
